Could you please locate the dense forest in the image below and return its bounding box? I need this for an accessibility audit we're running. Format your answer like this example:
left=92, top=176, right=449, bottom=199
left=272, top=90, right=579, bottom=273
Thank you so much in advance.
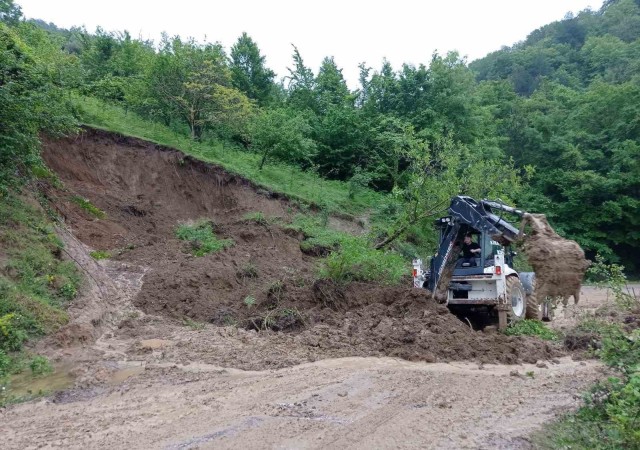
left=1, top=0, right=639, bottom=271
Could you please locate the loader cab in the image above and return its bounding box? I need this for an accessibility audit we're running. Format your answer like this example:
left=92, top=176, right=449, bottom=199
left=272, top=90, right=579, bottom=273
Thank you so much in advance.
left=434, top=219, right=513, bottom=276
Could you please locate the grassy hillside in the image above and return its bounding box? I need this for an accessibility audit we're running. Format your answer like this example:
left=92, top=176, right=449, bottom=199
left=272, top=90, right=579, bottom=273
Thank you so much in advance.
left=75, top=96, right=385, bottom=218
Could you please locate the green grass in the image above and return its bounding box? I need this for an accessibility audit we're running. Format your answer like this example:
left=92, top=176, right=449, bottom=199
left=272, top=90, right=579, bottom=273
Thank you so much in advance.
left=504, top=319, right=558, bottom=340
left=242, top=211, right=268, bottom=225
left=89, top=250, right=111, bottom=260
left=175, top=220, right=233, bottom=256
left=71, top=196, right=106, bottom=219
left=0, top=193, right=81, bottom=389
left=75, top=96, right=384, bottom=216
left=282, top=213, right=406, bottom=285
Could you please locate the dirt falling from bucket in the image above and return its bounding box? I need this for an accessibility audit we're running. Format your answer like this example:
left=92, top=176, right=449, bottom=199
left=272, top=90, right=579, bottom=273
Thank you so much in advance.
left=521, top=213, right=590, bottom=303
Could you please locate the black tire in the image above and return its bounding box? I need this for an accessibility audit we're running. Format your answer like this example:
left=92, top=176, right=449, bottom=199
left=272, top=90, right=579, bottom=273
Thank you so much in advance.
left=506, top=276, right=526, bottom=322
left=525, top=279, right=540, bottom=320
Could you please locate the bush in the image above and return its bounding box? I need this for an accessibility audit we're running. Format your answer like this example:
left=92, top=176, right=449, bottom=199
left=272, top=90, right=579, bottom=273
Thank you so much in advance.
left=242, top=211, right=268, bottom=225
left=90, top=250, right=111, bottom=260
left=320, top=237, right=406, bottom=285
left=0, top=349, right=10, bottom=378
left=504, top=319, right=558, bottom=340
left=0, top=314, right=28, bottom=352
left=175, top=220, right=234, bottom=256
left=29, top=355, right=53, bottom=376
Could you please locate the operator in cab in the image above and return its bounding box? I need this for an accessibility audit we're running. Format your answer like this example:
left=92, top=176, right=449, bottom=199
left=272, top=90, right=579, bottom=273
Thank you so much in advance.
left=460, top=234, right=481, bottom=266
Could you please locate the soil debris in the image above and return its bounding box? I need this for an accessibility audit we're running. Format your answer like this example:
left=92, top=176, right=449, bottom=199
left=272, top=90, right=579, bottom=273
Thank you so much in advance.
left=40, top=128, right=563, bottom=369
left=521, top=213, right=590, bottom=304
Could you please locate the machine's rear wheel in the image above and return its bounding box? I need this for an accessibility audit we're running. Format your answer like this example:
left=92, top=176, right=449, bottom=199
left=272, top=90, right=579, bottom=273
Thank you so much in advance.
left=525, top=282, right=540, bottom=320
left=506, top=276, right=526, bottom=322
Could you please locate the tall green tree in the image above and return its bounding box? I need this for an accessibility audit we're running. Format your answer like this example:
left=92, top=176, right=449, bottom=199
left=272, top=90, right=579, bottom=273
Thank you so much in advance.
left=229, top=32, right=275, bottom=105
left=285, top=45, right=317, bottom=112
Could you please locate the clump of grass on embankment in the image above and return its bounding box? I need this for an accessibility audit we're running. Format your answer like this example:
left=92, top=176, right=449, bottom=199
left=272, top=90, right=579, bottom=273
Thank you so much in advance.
left=71, top=196, right=106, bottom=219
left=175, top=220, right=234, bottom=257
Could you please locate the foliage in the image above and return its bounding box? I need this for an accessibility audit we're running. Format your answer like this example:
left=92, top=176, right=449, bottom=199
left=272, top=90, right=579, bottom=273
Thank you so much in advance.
left=504, top=319, right=558, bottom=340
left=248, top=107, right=316, bottom=169
left=242, top=211, right=268, bottom=225
left=243, top=295, right=256, bottom=308
left=175, top=220, right=233, bottom=256
left=0, top=349, right=10, bottom=378
left=29, top=355, right=52, bottom=376
left=71, top=196, right=106, bottom=219
left=229, top=32, right=276, bottom=106
left=237, top=262, right=258, bottom=279
left=182, top=317, right=205, bottom=331
left=373, top=134, right=522, bottom=249
left=89, top=250, right=111, bottom=260
left=0, top=21, right=77, bottom=192
left=587, top=254, right=637, bottom=309
left=320, top=236, right=406, bottom=285
left=471, top=1, right=640, bottom=271
left=0, top=194, right=79, bottom=385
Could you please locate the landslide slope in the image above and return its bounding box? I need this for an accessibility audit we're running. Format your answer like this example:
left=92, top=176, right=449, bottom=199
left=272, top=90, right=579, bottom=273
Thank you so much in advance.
left=41, top=128, right=560, bottom=368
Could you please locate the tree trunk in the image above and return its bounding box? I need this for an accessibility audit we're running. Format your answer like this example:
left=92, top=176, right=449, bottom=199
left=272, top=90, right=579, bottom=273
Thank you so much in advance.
left=259, top=149, right=270, bottom=170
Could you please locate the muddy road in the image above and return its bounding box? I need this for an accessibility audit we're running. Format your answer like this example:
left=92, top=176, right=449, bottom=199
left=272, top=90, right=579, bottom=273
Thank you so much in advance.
left=0, top=129, right=615, bottom=448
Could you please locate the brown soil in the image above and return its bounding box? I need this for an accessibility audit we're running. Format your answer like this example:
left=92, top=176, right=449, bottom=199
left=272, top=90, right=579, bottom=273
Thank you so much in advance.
left=39, top=128, right=562, bottom=367
left=521, top=213, right=590, bottom=304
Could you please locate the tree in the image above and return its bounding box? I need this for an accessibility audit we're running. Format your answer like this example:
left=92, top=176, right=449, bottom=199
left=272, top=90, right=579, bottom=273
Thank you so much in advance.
left=0, top=23, right=76, bottom=191
left=0, top=0, right=21, bottom=25
left=314, top=56, right=351, bottom=112
left=375, top=135, right=522, bottom=249
left=141, top=36, right=253, bottom=140
left=229, top=32, right=275, bottom=105
left=248, top=108, right=316, bottom=169
left=285, top=45, right=317, bottom=112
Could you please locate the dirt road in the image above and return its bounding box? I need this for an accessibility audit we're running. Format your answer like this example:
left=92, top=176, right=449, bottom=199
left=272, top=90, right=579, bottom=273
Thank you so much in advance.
left=2, top=355, right=602, bottom=450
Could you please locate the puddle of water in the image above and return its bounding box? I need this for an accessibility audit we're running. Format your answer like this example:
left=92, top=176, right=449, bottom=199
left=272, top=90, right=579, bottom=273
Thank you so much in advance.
left=108, top=362, right=145, bottom=385
left=5, top=364, right=74, bottom=398
left=3, top=360, right=146, bottom=400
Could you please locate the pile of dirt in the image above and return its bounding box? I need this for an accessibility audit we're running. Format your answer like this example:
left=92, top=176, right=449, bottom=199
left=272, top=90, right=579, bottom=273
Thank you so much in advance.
left=41, top=128, right=562, bottom=368
left=521, top=213, right=590, bottom=304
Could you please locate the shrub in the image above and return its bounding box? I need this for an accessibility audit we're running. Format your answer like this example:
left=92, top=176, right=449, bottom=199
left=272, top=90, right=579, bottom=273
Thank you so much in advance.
left=587, top=254, right=637, bottom=310
left=504, top=319, right=558, bottom=340
left=320, top=237, right=406, bottom=285
left=175, top=220, right=234, bottom=256
left=29, top=355, right=53, bottom=376
left=542, top=326, right=640, bottom=449
left=90, top=250, right=111, bottom=260
left=0, top=350, right=10, bottom=378
left=243, top=295, right=256, bottom=308
left=0, top=314, right=28, bottom=352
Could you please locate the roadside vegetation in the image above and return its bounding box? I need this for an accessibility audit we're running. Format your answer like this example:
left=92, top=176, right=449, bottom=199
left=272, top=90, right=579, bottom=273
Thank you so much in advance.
left=0, top=194, right=80, bottom=399
left=537, top=259, right=640, bottom=449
